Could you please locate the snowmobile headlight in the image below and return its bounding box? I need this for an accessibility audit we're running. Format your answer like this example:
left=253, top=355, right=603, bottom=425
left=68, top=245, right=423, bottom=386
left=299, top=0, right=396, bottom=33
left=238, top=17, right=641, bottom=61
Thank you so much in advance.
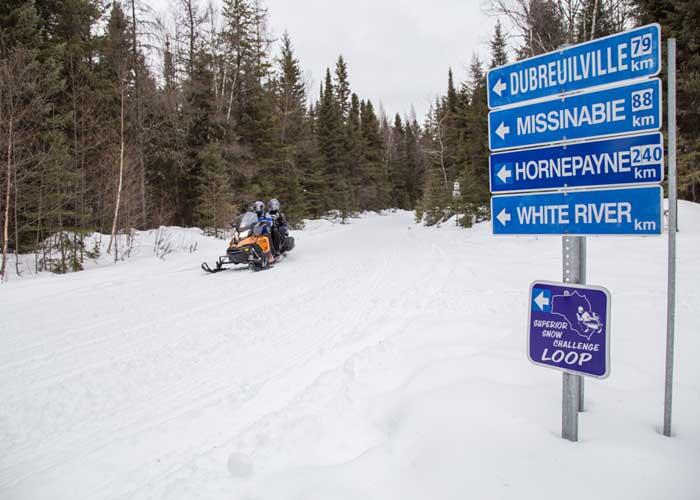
left=238, top=229, right=251, bottom=239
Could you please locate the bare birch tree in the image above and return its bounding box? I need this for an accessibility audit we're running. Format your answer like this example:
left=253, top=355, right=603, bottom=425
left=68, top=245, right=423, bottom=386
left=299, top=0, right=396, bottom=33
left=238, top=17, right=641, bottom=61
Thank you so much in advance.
left=0, top=48, right=47, bottom=280
left=107, top=77, right=127, bottom=259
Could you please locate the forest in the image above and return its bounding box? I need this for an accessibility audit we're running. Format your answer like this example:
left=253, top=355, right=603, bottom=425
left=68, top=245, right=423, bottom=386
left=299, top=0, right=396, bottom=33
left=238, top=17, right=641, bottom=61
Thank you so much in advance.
left=1, top=0, right=698, bottom=277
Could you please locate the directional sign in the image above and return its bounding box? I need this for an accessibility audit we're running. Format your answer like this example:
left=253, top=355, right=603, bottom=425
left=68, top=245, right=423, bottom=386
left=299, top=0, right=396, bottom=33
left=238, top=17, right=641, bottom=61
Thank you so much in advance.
left=491, top=185, right=662, bottom=235
left=489, top=132, right=664, bottom=193
left=488, top=79, right=662, bottom=151
left=528, top=281, right=611, bottom=378
left=487, top=24, right=660, bottom=108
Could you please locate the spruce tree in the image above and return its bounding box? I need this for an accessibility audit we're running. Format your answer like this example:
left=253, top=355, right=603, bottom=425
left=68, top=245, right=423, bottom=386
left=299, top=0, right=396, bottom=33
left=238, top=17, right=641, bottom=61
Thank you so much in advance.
left=446, top=68, right=458, bottom=113
left=275, top=32, right=307, bottom=146
left=334, top=55, right=351, bottom=121
left=389, top=114, right=410, bottom=209
left=490, top=20, right=508, bottom=68
left=345, top=93, right=363, bottom=212
left=180, top=49, right=218, bottom=225
left=299, top=92, right=326, bottom=219
left=461, top=55, right=490, bottom=225
left=359, top=99, right=389, bottom=211
left=195, top=143, right=233, bottom=236
left=518, top=0, right=566, bottom=57
left=317, top=68, right=346, bottom=214
left=416, top=103, right=450, bottom=225
left=268, top=32, right=308, bottom=225
left=404, top=119, right=423, bottom=208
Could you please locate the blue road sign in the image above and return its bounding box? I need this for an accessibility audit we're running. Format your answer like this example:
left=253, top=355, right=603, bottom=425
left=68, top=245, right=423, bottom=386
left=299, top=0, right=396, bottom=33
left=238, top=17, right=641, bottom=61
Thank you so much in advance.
left=488, top=79, right=662, bottom=151
left=491, top=185, right=662, bottom=235
left=489, top=132, right=664, bottom=193
left=487, top=24, right=660, bottom=109
left=528, top=281, right=611, bottom=378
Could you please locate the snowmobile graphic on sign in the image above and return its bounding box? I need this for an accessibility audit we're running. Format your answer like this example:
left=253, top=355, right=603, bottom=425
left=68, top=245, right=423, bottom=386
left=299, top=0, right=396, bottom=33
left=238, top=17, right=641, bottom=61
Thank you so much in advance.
left=528, top=281, right=611, bottom=378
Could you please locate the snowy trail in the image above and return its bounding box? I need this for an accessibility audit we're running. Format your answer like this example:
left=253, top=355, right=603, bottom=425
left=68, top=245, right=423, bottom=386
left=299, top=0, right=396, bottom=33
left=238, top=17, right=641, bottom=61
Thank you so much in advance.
left=1, top=209, right=699, bottom=499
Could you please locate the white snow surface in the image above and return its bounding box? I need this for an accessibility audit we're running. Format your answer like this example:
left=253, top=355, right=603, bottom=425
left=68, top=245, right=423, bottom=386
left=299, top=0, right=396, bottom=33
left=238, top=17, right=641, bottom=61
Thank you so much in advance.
left=1, top=204, right=699, bottom=500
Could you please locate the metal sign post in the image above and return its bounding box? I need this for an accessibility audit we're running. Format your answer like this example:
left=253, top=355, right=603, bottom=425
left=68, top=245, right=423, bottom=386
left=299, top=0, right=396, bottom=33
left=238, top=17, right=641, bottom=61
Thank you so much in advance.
left=563, top=235, right=587, bottom=440
left=562, top=236, right=584, bottom=440
left=663, top=38, right=677, bottom=438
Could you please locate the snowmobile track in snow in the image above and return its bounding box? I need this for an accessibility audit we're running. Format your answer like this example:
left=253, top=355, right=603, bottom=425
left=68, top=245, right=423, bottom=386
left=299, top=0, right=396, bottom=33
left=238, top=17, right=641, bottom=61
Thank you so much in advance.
left=1, top=210, right=699, bottom=500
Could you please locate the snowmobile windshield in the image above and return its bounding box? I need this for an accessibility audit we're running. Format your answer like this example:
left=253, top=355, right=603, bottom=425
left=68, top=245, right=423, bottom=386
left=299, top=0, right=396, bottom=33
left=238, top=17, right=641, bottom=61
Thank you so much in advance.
left=237, top=212, right=260, bottom=232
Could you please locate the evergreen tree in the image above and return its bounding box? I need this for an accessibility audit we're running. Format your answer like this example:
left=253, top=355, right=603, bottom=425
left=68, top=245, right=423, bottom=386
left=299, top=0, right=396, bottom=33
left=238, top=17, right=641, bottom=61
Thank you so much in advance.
left=389, top=114, right=410, bottom=209
left=195, top=143, right=232, bottom=236
left=180, top=49, right=218, bottom=225
left=404, top=118, right=423, bottom=208
left=518, top=0, right=566, bottom=57
left=359, top=99, right=389, bottom=211
left=461, top=55, right=490, bottom=225
left=220, top=0, right=255, bottom=125
left=490, top=20, right=508, bottom=68
left=275, top=32, right=306, bottom=146
left=416, top=103, right=450, bottom=225
left=317, top=68, right=346, bottom=214
left=334, top=55, right=351, bottom=120
left=346, top=93, right=363, bottom=211
left=299, top=91, right=326, bottom=219
left=446, top=68, right=458, bottom=113
left=267, top=32, right=309, bottom=225
left=177, top=0, right=208, bottom=80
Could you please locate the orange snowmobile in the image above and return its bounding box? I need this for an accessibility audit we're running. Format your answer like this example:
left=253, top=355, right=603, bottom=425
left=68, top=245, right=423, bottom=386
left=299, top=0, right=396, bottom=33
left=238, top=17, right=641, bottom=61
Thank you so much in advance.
left=201, top=212, right=278, bottom=273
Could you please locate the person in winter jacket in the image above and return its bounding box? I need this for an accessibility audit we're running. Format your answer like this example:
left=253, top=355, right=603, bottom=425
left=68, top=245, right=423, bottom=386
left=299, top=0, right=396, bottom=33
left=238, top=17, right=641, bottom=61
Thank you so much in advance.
left=252, top=200, right=273, bottom=235
left=268, top=198, right=290, bottom=255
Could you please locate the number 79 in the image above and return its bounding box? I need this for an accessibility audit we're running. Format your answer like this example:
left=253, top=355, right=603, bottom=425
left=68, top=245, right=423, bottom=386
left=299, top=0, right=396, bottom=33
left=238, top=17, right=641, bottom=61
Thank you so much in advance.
left=631, top=34, right=652, bottom=58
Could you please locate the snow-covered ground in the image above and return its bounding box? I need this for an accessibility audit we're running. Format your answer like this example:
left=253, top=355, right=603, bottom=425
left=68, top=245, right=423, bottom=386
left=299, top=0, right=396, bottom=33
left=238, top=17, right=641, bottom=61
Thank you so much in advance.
left=1, top=204, right=699, bottom=500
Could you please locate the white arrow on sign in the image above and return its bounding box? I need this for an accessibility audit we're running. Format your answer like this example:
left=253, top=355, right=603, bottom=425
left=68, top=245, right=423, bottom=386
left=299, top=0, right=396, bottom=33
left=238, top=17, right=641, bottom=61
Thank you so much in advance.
left=496, top=208, right=511, bottom=226
left=495, top=122, right=510, bottom=140
left=534, top=291, right=550, bottom=311
left=492, top=78, right=507, bottom=97
left=497, top=165, right=512, bottom=184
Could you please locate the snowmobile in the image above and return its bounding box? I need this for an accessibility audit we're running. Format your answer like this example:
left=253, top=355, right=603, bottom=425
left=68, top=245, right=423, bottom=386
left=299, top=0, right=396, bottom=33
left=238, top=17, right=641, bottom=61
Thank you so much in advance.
left=201, top=212, right=294, bottom=273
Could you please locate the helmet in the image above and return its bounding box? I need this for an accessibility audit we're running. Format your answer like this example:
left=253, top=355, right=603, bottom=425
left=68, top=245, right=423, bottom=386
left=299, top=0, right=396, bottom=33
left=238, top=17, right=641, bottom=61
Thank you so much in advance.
left=253, top=200, right=265, bottom=214
left=268, top=198, right=280, bottom=212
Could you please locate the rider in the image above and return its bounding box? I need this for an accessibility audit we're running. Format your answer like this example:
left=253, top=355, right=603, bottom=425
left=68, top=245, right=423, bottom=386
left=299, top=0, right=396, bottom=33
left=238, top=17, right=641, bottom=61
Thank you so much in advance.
left=268, top=198, right=289, bottom=255
left=253, top=201, right=273, bottom=235
left=576, top=306, right=593, bottom=323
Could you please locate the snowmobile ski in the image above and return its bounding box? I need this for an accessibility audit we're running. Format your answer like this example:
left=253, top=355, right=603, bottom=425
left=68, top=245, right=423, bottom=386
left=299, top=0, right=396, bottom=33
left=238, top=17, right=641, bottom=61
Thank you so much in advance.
left=201, top=261, right=225, bottom=273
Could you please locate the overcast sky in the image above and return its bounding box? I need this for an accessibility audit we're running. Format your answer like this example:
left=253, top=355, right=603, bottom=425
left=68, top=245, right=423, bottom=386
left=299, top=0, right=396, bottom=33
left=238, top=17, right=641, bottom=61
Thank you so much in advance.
left=150, top=0, right=498, bottom=120
left=263, top=0, right=497, bottom=120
